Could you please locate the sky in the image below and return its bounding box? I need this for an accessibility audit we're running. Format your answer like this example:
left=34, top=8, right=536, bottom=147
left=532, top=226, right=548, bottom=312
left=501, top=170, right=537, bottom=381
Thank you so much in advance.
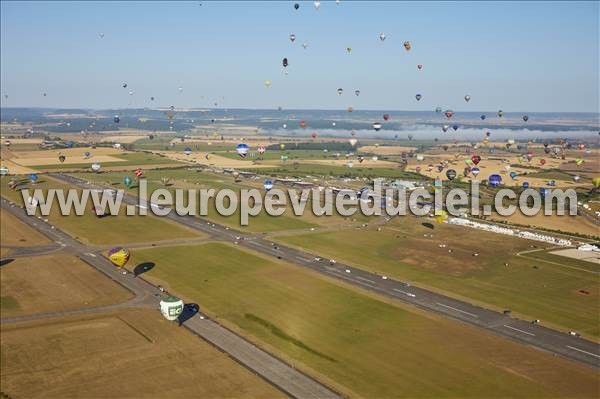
left=1, top=1, right=598, bottom=112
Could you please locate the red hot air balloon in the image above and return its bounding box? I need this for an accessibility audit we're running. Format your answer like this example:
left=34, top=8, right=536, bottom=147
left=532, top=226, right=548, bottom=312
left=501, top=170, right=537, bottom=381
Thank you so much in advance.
left=444, top=110, right=454, bottom=119
left=311, top=132, right=317, bottom=139
left=540, top=159, right=546, bottom=166
left=471, top=155, right=481, bottom=165
left=299, top=120, right=307, bottom=129
left=383, top=114, right=390, bottom=121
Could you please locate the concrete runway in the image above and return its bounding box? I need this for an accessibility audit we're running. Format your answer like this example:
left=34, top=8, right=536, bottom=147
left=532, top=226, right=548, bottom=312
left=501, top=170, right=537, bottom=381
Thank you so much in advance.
left=0, top=198, right=341, bottom=399
left=46, top=173, right=600, bottom=370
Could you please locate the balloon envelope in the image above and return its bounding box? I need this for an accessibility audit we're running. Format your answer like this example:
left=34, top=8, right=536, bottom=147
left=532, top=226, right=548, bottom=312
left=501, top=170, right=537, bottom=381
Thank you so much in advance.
left=107, top=247, right=130, bottom=268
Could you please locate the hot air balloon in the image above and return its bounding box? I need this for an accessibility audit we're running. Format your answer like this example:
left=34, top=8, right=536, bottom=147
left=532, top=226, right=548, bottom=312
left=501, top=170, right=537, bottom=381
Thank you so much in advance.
left=314, top=1, right=320, bottom=9
left=58, top=154, right=66, bottom=163
left=289, top=34, right=296, bottom=43
left=299, top=120, right=307, bottom=128
left=372, top=122, right=382, bottom=131
left=257, top=146, right=266, bottom=154
left=346, top=47, right=352, bottom=53
left=236, top=143, right=249, bottom=157
left=282, top=58, right=288, bottom=67
left=471, top=155, right=481, bottom=165
left=264, top=80, right=272, bottom=88
left=434, top=210, right=447, bottom=224
left=114, top=115, right=120, bottom=123
left=480, top=114, right=486, bottom=120
left=572, top=175, right=581, bottom=183
left=107, top=247, right=130, bottom=268
left=415, top=94, right=422, bottom=101
left=464, top=95, right=471, bottom=102
left=264, top=180, right=274, bottom=190
left=383, top=114, right=390, bottom=121
left=280, top=143, right=286, bottom=150
left=592, top=177, right=600, bottom=188
left=134, top=168, right=143, bottom=178
left=349, top=138, right=358, bottom=147
left=184, top=147, right=192, bottom=155
left=444, top=110, right=454, bottom=119
left=379, top=32, right=386, bottom=41
left=540, top=159, right=546, bottom=166
left=446, top=169, right=457, bottom=180
left=442, top=125, right=449, bottom=132
left=337, top=88, right=343, bottom=95
left=452, top=125, right=459, bottom=131
left=311, top=132, right=317, bottom=139
left=471, top=167, right=480, bottom=177
left=160, top=296, right=184, bottom=321
left=123, top=176, right=133, bottom=187
left=355, top=90, right=360, bottom=96
left=522, top=115, right=529, bottom=122
left=91, top=163, right=101, bottom=173
left=497, top=110, right=503, bottom=117
left=522, top=181, right=530, bottom=189
left=294, top=3, right=299, bottom=9
left=28, top=173, right=39, bottom=183
left=417, top=64, right=423, bottom=70
left=415, top=166, right=422, bottom=173
left=488, top=174, right=502, bottom=187
left=509, top=171, right=518, bottom=180
left=347, top=106, right=353, bottom=112
left=403, top=41, right=411, bottom=51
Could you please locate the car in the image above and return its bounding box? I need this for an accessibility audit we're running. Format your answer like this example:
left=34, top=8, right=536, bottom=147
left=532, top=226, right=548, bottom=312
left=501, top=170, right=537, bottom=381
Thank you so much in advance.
left=381, top=276, right=388, bottom=280
left=503, top=309, right=511, bottom=315
left=329, top=259, right=336, bottom=265
left=345, top=269, right=351, bottom=273
left=121, top=271, right=127, bottom=275
left=531, top=319, right=540, bottom=325
left=569, top=331, right=579, bottom=337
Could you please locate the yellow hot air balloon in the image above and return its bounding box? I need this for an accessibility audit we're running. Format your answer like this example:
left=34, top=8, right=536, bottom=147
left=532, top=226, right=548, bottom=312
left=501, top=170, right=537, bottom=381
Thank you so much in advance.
left=107, top=247, right=130, bottom=268
left=434, top=210, right=447, bottom=224
left=280, top=143, right=286, bottom=150
left=575, top=158, right=584, bottom=166
left=593, top=177, right=600, bottom=188
left=264, top=80, right=272, bottom=88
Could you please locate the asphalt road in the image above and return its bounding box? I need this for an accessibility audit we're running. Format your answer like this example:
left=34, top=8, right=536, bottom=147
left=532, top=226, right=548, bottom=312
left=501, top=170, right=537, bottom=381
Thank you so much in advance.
left=0, top=198, right=341, bottom=399
left=47, top=172, right=600, bottom=370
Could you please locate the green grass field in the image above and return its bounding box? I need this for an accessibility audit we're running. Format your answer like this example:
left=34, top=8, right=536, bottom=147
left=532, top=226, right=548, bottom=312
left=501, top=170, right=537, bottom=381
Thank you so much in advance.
left=0, top=176, right=203, bottom=245
left=31, top=152, right=182, bottom=170
left=275, top=217, right=600, bottom=337
left=128, top=242, right=598, bottom=399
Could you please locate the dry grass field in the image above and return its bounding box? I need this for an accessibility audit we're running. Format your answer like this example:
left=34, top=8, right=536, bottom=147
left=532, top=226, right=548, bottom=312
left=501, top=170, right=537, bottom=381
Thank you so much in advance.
left=1, top=309, right=283, bottom=398
left=1, top=254, right=132, bottom=317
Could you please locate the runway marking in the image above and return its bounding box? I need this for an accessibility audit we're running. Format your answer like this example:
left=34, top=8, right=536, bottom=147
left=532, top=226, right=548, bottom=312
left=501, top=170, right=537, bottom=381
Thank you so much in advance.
left=503, top=325, right=535, bottom=336
left=435, top=302, right=478, bottom=318
left=393, top=289, right=416, bottom=298
left=566, top=345, right=600, bottom=359
left=355, top=276, right=375, bottom=285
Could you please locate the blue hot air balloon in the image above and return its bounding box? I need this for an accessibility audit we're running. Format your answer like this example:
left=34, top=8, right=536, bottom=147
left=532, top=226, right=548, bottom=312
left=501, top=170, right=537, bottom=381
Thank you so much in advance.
left=184, top=147, right=192, bottom=155
left=113, top=115, right=120, bottom=123
left=123, top=176, right=132, bottom=187
left=28, top=173, right=39, bottom=183
left=480, top=114, right=486, bottom=120
left=236, top=143, right=249, bottom=158
left=263, top=180, right=273, bottom=190
left=522, top=181, right=530, bottom=189
left=509, top=171, right=518, bottom=180
left=539, top=188, right=550, bottom=197
left=488, top=174, right=502, bottom=187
